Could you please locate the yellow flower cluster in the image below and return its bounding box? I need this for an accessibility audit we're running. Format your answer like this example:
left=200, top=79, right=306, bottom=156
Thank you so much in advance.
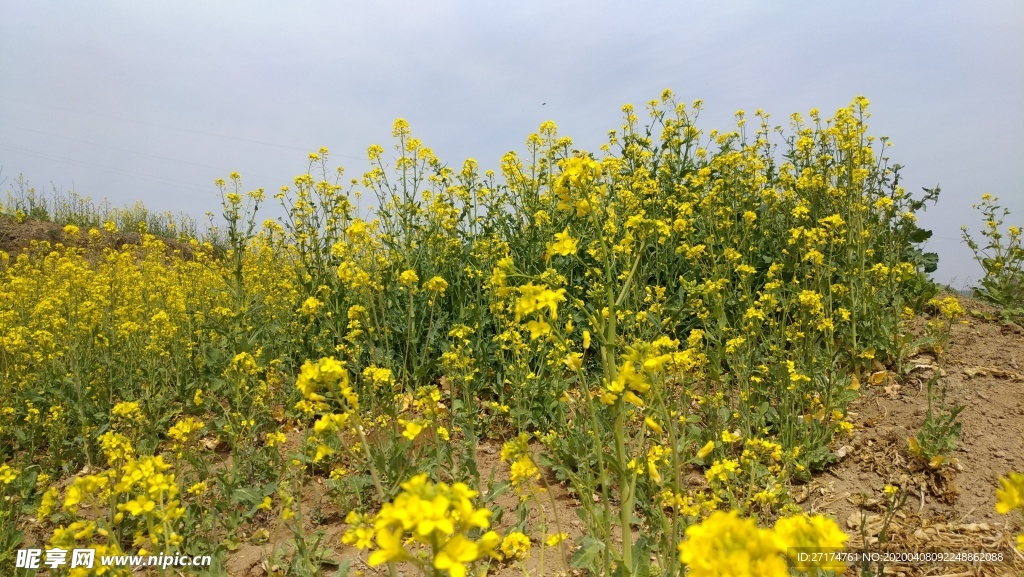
left=300, top=296, right=323, bottom=315
left=167, top=417, right=204, bottom=448
left=599, top=362, right=649, bottom=406
left=294, top=356, right=356, bottom=416
left=773, top=513, right=850, bottom=572
left=98, top=431, right=135, bottom=465
left=678, top=510, right=848, bottom=576
left=553, top=156, right=602, bottom=209
left=423, top=275, right=449, bottom=293
left=346, top=474, right=500, bottom=577
left=500, top=433, right=540, bottom=499
left=50, top=453, right=185, bottom=563
left=546, top=228, right=579, bottom=258
left=361, top=365, right=394, bottom=388
left=514, top=282, right=567, bottom=339
left=111, top=401, right=143, bottom=423
left=0, top=464, right=18, bottom=485
left=705, top=458, right=740, bottom=483
left=678, top=510, right=787, bottom=576
left=931, top=296, right=966, bottom=319
left=499, top=531, right=532, bottom=560
left=995, top=472, right=1024, bottom=551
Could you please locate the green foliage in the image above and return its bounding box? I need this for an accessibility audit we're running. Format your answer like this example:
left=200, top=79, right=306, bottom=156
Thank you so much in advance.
left=962, top=194, right=1024, bottom=318
left=0, top=94, right=949, bottom=575
left=2, top=172, right=209, bottom=242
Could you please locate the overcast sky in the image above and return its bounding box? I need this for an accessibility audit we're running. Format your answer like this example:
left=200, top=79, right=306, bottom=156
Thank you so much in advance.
left=1, top=1, right=1021, bottom=287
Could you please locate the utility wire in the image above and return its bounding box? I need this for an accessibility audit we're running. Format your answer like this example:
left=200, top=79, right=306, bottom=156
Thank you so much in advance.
left=0, top=94, right=366, bottom=161
left=0, top=121, right=280, bottom=181
left=0, top=142, right=213, bottom=194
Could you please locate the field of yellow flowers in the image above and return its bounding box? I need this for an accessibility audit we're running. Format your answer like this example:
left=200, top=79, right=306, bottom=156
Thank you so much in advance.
left=1, top=93, right=1022, bottom=576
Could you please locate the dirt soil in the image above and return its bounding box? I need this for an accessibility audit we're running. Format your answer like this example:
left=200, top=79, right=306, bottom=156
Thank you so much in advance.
left=799, top=296, right=1024, bottom=576
left=0, top=215, right=67, bottom=253
left=0, top=214, right=197, bottom=259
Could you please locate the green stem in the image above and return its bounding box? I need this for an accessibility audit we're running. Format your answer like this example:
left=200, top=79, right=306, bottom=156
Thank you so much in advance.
left=403, top=290, right=414, bottom=386
left=351, top=417, right=398, bottom=577
left=582, top=383, right=613, bottom=576
left=613, top=405, right=633, bottom=575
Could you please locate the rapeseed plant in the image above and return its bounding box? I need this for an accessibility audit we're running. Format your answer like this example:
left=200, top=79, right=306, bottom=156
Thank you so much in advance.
left=678, top=510, right=848, bottom=576
left=963, top=195, right=1024, bottom=315
left=345, top=473, right=500, bottom=577
left=1, top=92, right=947, bottom=572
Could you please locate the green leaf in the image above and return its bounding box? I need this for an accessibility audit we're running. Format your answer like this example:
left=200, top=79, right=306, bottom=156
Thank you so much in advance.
left=571, top=536, right=606, bottom=570
left=233, top=487, right=263, bottom=506
left=331, top=559, right=352, bottom=577
left=921, top=252, right=938, bottom=273
left=908, top=227, right=932, bottom=243
left=632, top=535, right=652, bottom=577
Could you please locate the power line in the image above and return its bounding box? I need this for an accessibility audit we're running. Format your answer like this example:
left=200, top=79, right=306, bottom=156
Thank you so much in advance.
left=0, top=94, right=366, bottom=161
left=0, top=142, right=213, bottom=194
left=0, top=122, right=281, bottom=181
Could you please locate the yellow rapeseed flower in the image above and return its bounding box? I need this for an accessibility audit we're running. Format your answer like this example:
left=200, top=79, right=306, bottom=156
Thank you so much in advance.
left=265, top=431, right=287, bottom=447
left=548, top=228, right=579, bottom=257
left=773, top=513, right=848, bottom=572
left=996, top=472, right=1024, bottom=515
left=0, top=464, right=18, bottom=485
left=313, top=444, right=335, bottom=462
left=37, top=486, right=59, bottom=521
left=514, top=283, right=566, bottom=321
left=342, top=511, right=375, bottom=549
left=545, top=532, right=568, bottom=547
left=167, top=417, right=204, bottom=447
left=365, top=474, right=496, bottom=574
left=705, top=458, right=740, bottom=482
left=435, top=535, right=481, bottom=577
left=399, top=418, right=425, bottom=441
left=399, top=269, right=419, bottom=287
left=424, top=275, right=449, bottom=293
left=500, top=531, right=531, bottom=560
left=111, top=401, right=143, bottom=422
left=696, top=440, right=715, bottom=459
left=644, top=416, right=663, bottom=435
left=300, top=296, right=323, bottom=315
left=526, top=318, right=551, bottom=340
left=678, top=510, right=787, bottom=577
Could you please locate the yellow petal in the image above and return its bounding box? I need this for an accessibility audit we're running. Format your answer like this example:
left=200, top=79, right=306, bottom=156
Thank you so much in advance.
left=696, top=440, right=715, bottom=459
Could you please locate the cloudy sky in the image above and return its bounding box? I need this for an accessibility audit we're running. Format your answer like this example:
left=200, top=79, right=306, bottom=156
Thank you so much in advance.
left=1, top=1, right=1021, bottom=287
